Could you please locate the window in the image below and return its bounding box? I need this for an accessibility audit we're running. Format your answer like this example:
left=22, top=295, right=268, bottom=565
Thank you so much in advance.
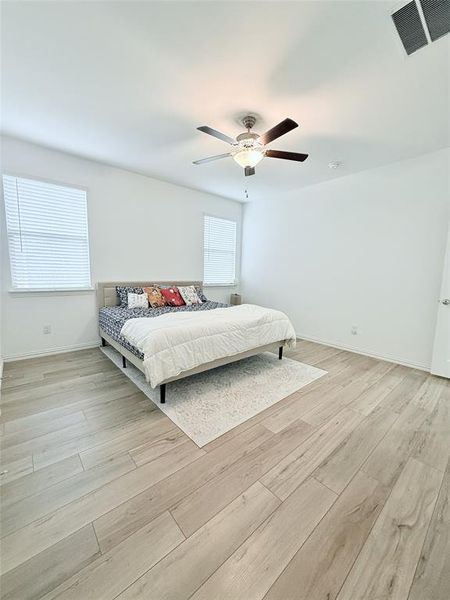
left=203, top=215, right=237, bottom=286
left=3, top=175, right=91, bottom=290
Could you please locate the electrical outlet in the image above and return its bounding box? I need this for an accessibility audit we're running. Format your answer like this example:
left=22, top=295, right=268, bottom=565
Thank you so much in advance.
left=43, top=325, right=51, bottom=335
left=351, top=325, right=358, bottom=335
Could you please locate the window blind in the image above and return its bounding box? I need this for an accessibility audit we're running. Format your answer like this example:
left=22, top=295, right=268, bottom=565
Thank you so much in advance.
left=3, top=175, right=91, bottom=290
left=203, top=215, right=237, bottom=286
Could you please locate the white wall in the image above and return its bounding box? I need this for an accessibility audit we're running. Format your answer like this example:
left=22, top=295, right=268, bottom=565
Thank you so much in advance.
left=241, top=149, right=450, bottom=370
left=1, top=136, right=242, bottom=359
left=3, top=137, right=448, bottom=369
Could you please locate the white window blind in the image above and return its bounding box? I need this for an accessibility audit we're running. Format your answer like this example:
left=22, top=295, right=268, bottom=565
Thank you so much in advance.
left=203, top=215, right=237, bottom=286
left=3, top=175, right=91, bottom=290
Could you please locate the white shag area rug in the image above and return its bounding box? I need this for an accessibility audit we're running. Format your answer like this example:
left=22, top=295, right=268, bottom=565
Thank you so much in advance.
left=101, top=346, right=327, bottom=447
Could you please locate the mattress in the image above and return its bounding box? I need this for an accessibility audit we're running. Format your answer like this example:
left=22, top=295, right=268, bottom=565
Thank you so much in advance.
left=99, top=301, right=229, bottom=359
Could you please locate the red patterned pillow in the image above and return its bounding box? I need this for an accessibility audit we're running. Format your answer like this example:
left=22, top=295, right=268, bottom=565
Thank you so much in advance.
left=160, top=286, right=185, bottom=306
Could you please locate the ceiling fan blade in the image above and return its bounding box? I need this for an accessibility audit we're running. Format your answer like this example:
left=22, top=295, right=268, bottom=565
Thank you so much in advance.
left=245, top=166, right=255, bottom=177
left=193, top=153, right=231, bottom=165
left=197, top=126, right=236, bottom=145
left=260, top=118, right=298, bottom=145
left=265, top=149, right=308, bottom=162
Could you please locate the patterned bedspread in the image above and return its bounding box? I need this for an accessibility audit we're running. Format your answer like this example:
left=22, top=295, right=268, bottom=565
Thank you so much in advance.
left=99, top=301, right=229, bottom=359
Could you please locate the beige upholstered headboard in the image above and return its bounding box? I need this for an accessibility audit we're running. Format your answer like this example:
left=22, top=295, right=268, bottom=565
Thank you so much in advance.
left=96, top=281, right=203, bottom=308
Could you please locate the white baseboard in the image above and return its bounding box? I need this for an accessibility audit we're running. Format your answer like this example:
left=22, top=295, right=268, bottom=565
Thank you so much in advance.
left=296, top=332, right=430, bottom=373
left=3, top=341, right=101, bottom=362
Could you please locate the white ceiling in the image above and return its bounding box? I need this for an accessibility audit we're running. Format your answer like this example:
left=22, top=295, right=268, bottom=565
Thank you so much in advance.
left=1, top=1, right=449, bottom=202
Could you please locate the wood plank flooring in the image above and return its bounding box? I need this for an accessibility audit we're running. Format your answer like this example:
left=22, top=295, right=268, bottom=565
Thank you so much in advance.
left=1, top=341, right=449, bottom=599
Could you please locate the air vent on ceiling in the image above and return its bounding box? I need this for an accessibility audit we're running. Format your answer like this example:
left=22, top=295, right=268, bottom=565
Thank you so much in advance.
left=420, top=0, right=450, bottom=41
left=392, top=1, right=428, bottom=55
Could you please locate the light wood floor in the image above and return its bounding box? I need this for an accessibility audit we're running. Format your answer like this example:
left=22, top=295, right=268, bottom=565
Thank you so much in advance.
left=1, top=341, right=449, bottom=600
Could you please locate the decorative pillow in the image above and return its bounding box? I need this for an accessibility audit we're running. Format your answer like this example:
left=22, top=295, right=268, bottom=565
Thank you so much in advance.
left=178, top=285, right=201, bottom=306
left=116, top=286, right=144, bottom=306
left=143, top=286, right=167, bottom=308
left=127, top=292, right=148, bottom=309
left=160, top=286, right=185, bottom=306
left=195, top=286, right=208, bottom=303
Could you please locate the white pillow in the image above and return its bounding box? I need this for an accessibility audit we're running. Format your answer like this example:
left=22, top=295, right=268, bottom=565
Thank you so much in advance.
left=178, top=285, right=201, bottom=306
left=127, top=292, right=148, bottom=309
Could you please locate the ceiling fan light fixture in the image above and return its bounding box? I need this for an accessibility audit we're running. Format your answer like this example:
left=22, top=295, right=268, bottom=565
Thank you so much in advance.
left=194, top=116, right=307, bottom=173
left=233, top=148, right=264, bottom=168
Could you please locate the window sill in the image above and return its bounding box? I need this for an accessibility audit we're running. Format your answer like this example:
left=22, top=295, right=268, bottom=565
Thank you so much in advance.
left=203, top=283, right=238, bottom=288
left=9, top=287, right=95, bottom=294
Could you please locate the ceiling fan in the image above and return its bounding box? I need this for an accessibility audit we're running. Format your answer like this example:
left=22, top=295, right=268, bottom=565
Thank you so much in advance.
left=193, top=115, right=308, bottom=176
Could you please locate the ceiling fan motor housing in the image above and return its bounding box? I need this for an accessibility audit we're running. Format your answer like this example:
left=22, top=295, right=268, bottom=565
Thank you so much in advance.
left=242, top=115, right=257, bottom=130
left=236, top=131, right=261, bottom=145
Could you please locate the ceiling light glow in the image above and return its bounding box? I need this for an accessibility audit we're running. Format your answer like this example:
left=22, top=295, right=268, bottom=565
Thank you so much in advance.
left=233, top=148, right=264, bottom=168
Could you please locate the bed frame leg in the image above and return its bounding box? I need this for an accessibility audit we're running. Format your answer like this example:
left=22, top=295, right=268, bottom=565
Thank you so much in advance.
left=160, top=384, right=166, bottom=404
left=101, top=337, right=106, bottom=347
left=279, top=346, right=283, bottom=360
left=122, top=356, right=127, bottom=368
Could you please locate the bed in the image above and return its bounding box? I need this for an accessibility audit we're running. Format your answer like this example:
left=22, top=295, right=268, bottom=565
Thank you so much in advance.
left=97, top=281, right=295, bottom=403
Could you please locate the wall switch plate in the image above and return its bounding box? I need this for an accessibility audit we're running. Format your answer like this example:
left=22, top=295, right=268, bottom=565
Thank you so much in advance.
left=351, top=325, right=358, bottom=335
left=43, top=325, right=51, bottom=334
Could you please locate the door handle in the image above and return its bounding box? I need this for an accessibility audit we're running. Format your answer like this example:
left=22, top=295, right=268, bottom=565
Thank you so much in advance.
left=441, top=299, right=450, bottom=305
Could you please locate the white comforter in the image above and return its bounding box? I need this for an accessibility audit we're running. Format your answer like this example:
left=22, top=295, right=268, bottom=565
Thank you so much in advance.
left=120, top=304, right=296, bottom=387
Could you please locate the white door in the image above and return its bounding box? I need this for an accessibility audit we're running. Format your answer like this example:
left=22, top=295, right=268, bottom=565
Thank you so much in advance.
left=431, top=227, right=450, bottom=378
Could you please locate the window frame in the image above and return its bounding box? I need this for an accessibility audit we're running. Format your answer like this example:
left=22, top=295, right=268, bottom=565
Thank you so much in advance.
left=203, top=213, right=238, bottom=287
left=2, top=173, right=93, bottom=293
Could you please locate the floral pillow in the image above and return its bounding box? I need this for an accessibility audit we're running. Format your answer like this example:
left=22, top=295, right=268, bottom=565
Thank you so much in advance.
left=178, top=285, right=201, bottom=306
left=160, top=286, right=185, bottom=306
left=127, top=292, right=148, bottom=309
left=116, top=286, right=144, bottom=306
left=143, top=286, right=167, bottom=308
left=195, top=286, right=208, bottom=303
